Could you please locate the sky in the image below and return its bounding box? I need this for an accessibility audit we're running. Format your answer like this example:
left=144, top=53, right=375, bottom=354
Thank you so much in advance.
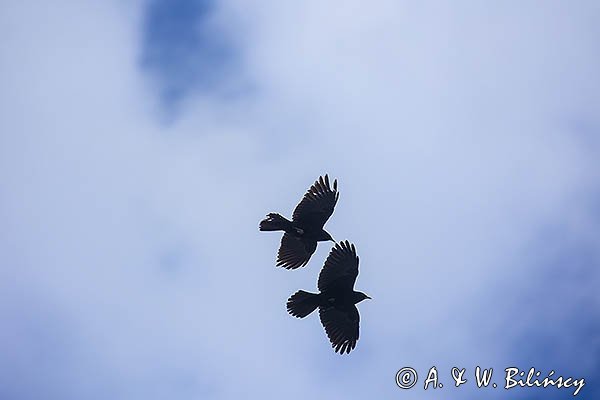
left=1, top=1, right=599, bottom=399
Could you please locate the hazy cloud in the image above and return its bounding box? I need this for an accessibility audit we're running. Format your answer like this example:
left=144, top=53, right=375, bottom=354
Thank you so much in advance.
left=1, top=1, right=598, bottom=399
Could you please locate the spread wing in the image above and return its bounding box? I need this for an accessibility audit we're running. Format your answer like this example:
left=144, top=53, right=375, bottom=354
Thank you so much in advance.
left=276, top=233, right=317, bottom=270
left=318, top=240, right=359, bottom=292
left=319, top=304, right=360, bottom=354
left=292, top=174, right=339, bottom=228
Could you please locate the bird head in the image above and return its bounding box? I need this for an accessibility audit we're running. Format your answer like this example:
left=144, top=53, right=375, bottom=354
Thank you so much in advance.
left=354, top=291, right=372, bottom=304
left=322, top=230, right=335, bottom=242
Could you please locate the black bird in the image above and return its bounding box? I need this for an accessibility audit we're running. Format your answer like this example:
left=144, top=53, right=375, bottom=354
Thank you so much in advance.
left=286, top=240, right=370, bottom=354
left=259, top=174, right=339, bottom=269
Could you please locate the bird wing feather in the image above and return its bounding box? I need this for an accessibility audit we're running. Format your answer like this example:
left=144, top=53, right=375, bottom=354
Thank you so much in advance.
left=292, top=174, right=339, bottom=228
left=318, top=240, right=359, bottom=292
left=276, top=233, right=317, bottom=270
left=319, top=304, right=360, bottom=354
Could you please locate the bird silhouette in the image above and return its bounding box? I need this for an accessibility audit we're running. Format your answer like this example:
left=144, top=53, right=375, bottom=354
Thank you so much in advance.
left=259, top=174, right=339, bottom=269
left=287, top=240, right=370, bottom=354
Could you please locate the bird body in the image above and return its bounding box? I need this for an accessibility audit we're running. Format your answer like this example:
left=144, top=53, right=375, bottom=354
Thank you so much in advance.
left=288, top=289, right=369, bottom=317
left=259, top=175, right=339, bottom=269
left=287, top=240, right=370, bottom=354
left=259, top=213, right=333, bottom=242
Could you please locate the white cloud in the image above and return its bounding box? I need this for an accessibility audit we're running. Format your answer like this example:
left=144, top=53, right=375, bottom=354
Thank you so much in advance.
left=1, top=1, right=598, bottom=399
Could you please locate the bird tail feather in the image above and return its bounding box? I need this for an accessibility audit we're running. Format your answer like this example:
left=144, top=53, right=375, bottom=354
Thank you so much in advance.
left=287, top=290, right=320, bottom=318
left=259, top=213, right=292, bottom=231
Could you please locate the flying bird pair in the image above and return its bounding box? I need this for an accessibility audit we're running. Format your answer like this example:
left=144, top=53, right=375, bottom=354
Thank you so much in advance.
left=259, top=175, right=370, bottom=354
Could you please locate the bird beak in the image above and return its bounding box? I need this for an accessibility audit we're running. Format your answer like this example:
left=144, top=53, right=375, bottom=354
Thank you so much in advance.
left=366, top=295, right=372, bottom=300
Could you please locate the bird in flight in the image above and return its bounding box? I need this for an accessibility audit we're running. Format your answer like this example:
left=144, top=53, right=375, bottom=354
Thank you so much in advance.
left=259, top=174, right=339, bottom=269
left=286, top=240, right=370, bottom=354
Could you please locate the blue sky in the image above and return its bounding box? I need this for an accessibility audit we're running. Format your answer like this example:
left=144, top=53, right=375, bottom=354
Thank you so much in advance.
left=141, top=0, right=236, bottom=107
left=1, top=1, right=599, bottom=399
